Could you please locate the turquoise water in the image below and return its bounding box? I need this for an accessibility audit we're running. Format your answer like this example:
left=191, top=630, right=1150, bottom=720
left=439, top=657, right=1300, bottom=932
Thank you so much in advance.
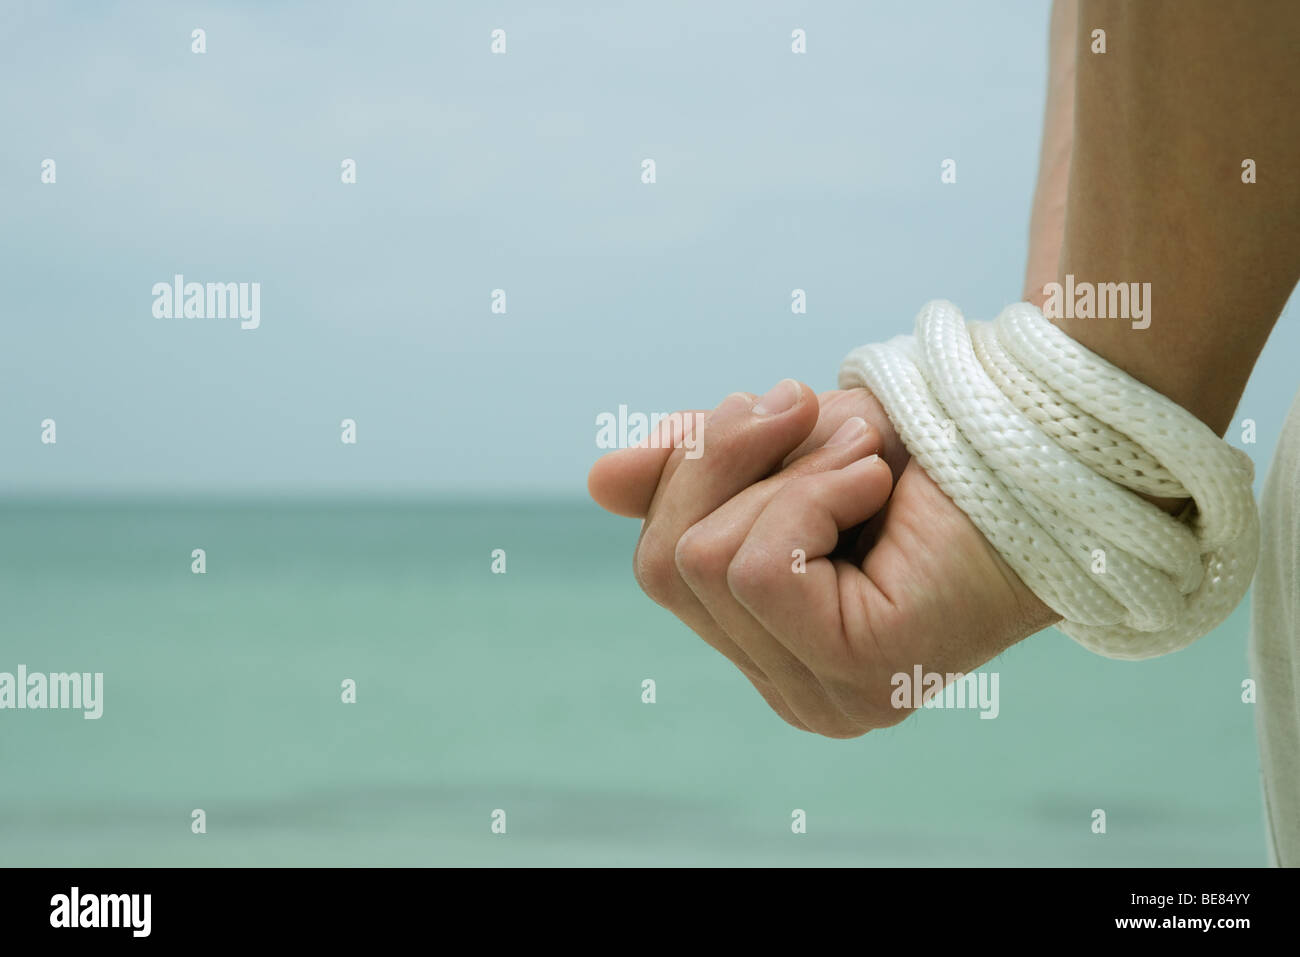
left=0, top=499, right=1266, bottom=866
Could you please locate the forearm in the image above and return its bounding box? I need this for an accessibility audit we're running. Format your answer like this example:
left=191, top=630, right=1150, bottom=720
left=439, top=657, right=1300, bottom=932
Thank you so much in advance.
left=1029, top=0, right=1300, bottom=437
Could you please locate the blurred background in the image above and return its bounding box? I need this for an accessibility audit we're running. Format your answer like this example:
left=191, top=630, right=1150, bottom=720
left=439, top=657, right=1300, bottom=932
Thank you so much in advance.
left=2, top=0, right=1294, bottom=865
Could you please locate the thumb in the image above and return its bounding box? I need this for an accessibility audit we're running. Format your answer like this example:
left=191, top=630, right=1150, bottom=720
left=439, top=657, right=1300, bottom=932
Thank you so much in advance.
left=587, top=409, right=708, bottom=517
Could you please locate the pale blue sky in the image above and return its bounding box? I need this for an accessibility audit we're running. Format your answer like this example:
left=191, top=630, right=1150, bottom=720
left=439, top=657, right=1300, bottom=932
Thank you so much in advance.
left=2, top=1, right=1296, bottom=497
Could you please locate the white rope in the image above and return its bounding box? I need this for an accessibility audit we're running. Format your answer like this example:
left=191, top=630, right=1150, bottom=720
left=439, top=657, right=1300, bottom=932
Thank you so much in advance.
left=837, top=299, right=1259, bottom=660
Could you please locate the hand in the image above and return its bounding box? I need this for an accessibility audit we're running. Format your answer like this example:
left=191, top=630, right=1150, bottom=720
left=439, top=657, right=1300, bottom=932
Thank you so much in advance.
left=588, top=381, right=1060, bottom=737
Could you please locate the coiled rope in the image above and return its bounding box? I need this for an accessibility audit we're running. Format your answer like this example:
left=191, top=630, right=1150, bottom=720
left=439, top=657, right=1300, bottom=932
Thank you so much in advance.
left=837, top=299, right=1259, bottom=660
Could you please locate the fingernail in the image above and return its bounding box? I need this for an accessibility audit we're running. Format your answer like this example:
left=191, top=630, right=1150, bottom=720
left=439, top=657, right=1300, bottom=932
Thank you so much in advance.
left=824, top=416, right=867, bottom=447
left=753, top=379, right=801, bottom=416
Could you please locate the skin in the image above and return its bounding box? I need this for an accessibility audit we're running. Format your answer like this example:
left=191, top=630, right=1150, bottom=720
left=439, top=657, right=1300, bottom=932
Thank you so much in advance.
left=1052, top=0, right=1300, bottom=437
left=587, top=0, right=1300, bottom=737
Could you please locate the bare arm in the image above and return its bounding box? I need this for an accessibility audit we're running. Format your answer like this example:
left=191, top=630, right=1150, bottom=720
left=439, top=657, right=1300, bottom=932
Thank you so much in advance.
left=1027, top=0, right=1300, bottom=437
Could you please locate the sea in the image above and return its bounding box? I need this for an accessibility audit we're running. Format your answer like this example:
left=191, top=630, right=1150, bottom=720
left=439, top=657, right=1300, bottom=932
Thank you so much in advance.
left=0, top=499, right=1267, bottom=866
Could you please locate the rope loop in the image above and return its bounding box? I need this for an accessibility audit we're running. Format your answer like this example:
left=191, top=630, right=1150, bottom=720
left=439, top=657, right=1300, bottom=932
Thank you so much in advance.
left=838, top=300, right=1259, bottom=659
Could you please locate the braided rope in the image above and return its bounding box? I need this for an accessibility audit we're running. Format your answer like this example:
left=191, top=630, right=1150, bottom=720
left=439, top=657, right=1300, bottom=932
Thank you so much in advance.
left=837, top=299, right=1259, bottom=660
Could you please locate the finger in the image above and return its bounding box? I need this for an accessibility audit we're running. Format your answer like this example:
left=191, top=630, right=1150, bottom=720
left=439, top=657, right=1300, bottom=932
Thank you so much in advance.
left=584, top=399, right=810, bottom=729
left=781, top=389, right=910, bottom=480
left=629, top=381, right=818, bottom=729
left=675, top=417, right=885, bottom=736
left=727, top=455, right=899, bottom=727
left=586, top=394, right=820, bottom=732
left=640, top=379, right=818, bottom=543
left=632, top=381, right=817, bottom=625
left=587, top=410, right=707, bottom=517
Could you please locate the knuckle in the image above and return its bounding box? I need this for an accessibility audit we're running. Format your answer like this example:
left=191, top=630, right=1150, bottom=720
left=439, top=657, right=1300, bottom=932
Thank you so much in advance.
left=632, top=533, right=678, bottom=607
left=673, top=525, right=730, bottom=586
left=725, top=546, right=783, bottom=602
